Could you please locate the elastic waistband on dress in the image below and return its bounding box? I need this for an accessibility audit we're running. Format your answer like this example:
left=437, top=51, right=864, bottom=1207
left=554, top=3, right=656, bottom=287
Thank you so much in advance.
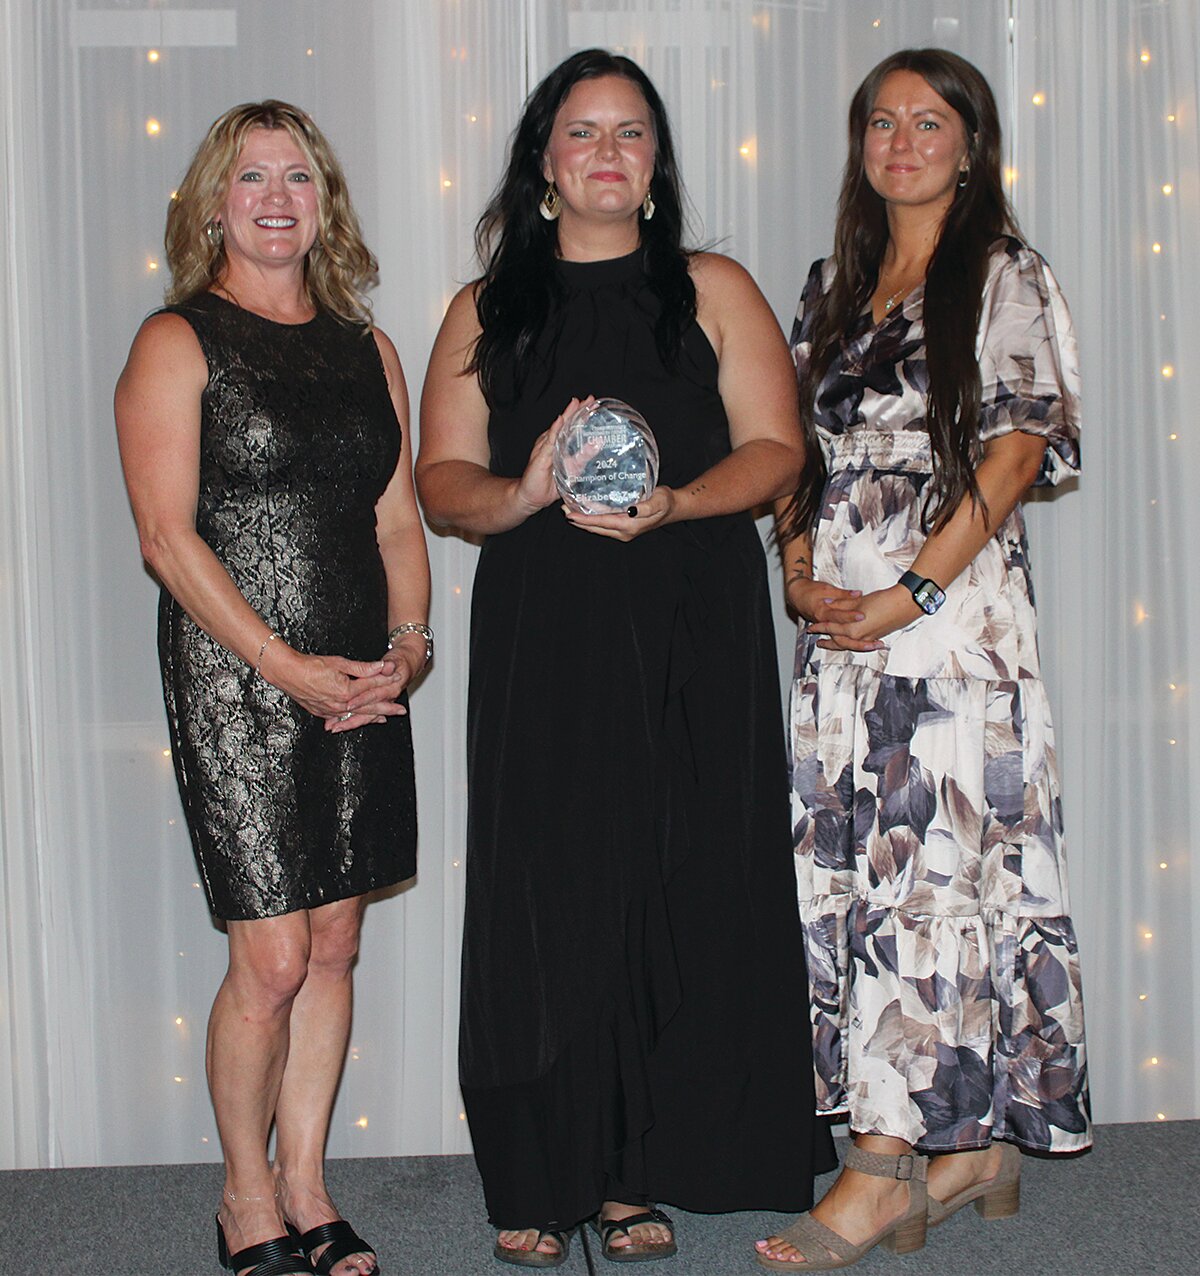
left=825, top=430, right=933, bottom=475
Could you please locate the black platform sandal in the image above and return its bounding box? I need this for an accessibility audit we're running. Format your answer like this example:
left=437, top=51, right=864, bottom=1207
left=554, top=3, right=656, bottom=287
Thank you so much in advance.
left=591, top=1208, right=677, bottom=1263
left=295, top=1220, right=379, bottom=1276
left=216, top=1217, right=313, bottom=1275
left=492, top=1227, right=573, bottom=1268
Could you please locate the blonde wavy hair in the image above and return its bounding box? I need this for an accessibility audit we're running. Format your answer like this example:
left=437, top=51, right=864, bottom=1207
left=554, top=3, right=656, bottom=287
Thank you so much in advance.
left=164, top=100, right=378, bottom=324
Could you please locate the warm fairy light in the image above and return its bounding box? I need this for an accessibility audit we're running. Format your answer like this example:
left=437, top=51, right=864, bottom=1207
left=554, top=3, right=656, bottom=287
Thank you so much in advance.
left=442, top=178, right=453, bottom=189
left=355, top=1116, right=368, bottom=1129
left=872, top=18, right=881, bottom=27
left=1162, top=365, right=1175, bottom=378
left=173, top=1075, right=183, bottom=1083
left=168, top=818, right=176, bottom=826
left=1133, top=603, right=1149, bottom=625
left=202, top=1136, right=209, bottom=1143
left=751, top=12, right=770, bottom=30
left=452, top=858, right=461, bottom=868
left=1167, top=113, right=1176, bottom=122
left=147, top=258, right=158, bottom=272
left=145, top=117, right=161, bottom=136
left=1031, top=92, right=1045, bottom=106
left=1139, top=993, right=1149, bottom=1000
left=453, top=585, right=462, bottom=595
left=147, top=49, right=160, bottom=63
left=306, top=48, right=314, bottom=57
left=175, top=1016, right=184, bottom=1025
left=1168, top=682, right=1177, bottom=690
left=1140, top=48, right=1151, bottom=63
left=738, top=142, right=752, bottom=158
left=467, top=113, right=478, bottom=123
left=1144, top=930, right=1154, bottom=939
left=170, top=189, right=179, bottom=200
left=1004, top=166, right=1018, bottom=186
left=1157, top=1113, right=1167, bottom=1121
left=1169, top=433, right=1178, bottom=441
left=1162, top=183, right=1174, bottom=195
left=1159, top=861, right=1168, bottom=869
left=1152, top=242, right=1162, bottom=254
left=192, top=882, right=201, bottom=889
left=459, top=1111, right=466, bottom=1120
left=1149, top=1057, right=1159, bottom=1065
left=162, top=748, right=171, bottom=757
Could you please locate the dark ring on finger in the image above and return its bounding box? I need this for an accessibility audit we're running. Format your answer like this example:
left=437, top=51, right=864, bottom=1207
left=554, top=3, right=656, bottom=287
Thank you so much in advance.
left=627, top=505, right=638, bottom=518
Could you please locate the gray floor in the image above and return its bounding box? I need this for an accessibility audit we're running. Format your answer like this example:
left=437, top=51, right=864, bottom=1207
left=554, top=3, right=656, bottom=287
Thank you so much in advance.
left=1, top=1121, right=1195, bottom=1275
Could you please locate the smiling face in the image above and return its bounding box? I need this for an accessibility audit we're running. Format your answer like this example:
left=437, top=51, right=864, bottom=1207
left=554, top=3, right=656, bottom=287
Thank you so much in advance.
left=863, top=69, right=971, bottom=214
left=214, top=127, right=320, bottom=272
left=540, top=74, right=656, bottom=226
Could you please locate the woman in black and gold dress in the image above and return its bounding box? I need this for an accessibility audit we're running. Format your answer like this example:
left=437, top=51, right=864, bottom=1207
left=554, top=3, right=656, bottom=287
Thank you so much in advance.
left=116, top=101, right=428, bottom=1276
left=419, top=50, right=834, bottom=1268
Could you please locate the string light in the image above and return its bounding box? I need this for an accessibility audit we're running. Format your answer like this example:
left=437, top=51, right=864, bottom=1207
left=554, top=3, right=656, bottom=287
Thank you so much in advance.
left=452, top=858, right=461, bottom=868
left=1140, top=48, right=1151, bottom=64
left=1139, top=993, right=1149, bottom=1000
left=442, top=178, right=453, bottom=189
left=162, top=748, right=171, bottom=757
left=306, top=48, right=314, bottom=57
left=174, top=1016, right=184, bottom=1026
left=147, top=258, right=158, bottom=273
left=1166, top=113, right=1176, bottom=123
left=1161, top=183, right=1173, bottom=195
left=147, top=49, right=160, bottom=63
left=1157, top=1113, right=1167, bottom=1121
left=1159, top=861, right=1169, bottom=869
left=1143, top=930, right=1154, bottom=939
left=1148, top=1057, right=1159, bottom=1066
left=466, top=114, right=478, bottom=123
left=1133, top=603, right=1149, bottom=625
left=453, top=585, right=462, bottom=595
left=173, top=1075, right=184, bottom=1083
left=872, top=18, right=881, bottom=28
left=1004, top=166, right=1018, bottom=186
left=1168, top=433, right=1178, bottom=441
left=1162, top=365, right=1174, bottom=378
left=1168, top=738, right=1177, bottom=745
left=355, top=1116, right=369, bottom=1129
left=1031, top=92, right=1045, bottom=106
left=1152, top=242, right=1162, bottom=254
left=145, top=118, right=161, bottom=136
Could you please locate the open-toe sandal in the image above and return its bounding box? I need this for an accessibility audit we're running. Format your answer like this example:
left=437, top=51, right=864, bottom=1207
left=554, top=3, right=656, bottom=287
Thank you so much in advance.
left=492, top=1228, right=572, bottom=1268
left=217, top=1217, right=313, bottom=1275
left=591, top=1208, right=677, bottom=1263
left=756, top=1148, right=928, bottom=1272
left=927, top=1141, right=1021, bottom=1228
left=291, top=1220, right=378, bottom=1275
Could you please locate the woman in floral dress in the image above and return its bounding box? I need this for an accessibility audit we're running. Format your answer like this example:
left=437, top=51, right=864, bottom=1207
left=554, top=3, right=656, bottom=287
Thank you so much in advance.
left=757, top=49, right=1091, bottom=1271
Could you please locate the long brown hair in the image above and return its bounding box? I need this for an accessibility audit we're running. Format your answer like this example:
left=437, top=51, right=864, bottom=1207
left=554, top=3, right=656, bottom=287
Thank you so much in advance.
left=164, top=100, right=378, bottom=324
left=781, top=49, right=1019, bottom=541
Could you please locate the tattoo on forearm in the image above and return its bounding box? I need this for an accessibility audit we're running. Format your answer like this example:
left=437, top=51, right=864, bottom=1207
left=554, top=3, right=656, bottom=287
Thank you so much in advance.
left=788, top=556, right=811, bottom=583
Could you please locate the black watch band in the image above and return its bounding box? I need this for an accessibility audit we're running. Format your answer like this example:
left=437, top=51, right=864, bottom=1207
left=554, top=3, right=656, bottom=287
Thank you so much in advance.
left=899, top=569, right=946, bottom=615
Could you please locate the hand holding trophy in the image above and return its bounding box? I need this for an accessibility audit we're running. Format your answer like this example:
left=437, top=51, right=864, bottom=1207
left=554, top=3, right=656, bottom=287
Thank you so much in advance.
left=552, top=398, right=659, bottom=515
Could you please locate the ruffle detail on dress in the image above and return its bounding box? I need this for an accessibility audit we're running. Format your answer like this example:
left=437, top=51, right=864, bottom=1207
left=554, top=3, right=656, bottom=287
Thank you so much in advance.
left=800, top=896, right=1091, bottom=1153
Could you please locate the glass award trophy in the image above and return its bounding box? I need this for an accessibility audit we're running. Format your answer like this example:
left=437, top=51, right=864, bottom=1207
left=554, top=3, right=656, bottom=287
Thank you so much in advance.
left=552, top=398, right=660, bottom=515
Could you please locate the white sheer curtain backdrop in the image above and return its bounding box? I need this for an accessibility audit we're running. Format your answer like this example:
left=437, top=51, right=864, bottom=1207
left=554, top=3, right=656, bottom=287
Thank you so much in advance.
left=1, top=0, right=1196, bottom=1170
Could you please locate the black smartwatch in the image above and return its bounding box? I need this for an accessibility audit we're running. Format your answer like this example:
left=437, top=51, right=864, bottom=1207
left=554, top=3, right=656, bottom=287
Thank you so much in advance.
left=899, top=569, right=946, bottom=615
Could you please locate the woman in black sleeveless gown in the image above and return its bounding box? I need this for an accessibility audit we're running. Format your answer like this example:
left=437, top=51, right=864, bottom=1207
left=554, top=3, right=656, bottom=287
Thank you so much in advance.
left=419, top=52, right=834, bottom=1266
left=116, top=102, right=428, bottom=1276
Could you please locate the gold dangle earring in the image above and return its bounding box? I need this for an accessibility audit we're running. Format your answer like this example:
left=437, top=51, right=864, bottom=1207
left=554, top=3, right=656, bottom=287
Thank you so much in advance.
left=539, top=182, right=561, bottom=221
left=204, top=219, right=224, bottom=248
left=641, top=189, right=656, bottom=221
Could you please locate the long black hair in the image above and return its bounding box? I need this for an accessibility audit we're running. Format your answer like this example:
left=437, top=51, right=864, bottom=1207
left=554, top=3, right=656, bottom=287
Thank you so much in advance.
left=781, top=48, right=1020, bottom=541
left=469, top=49, right=695, bottom=406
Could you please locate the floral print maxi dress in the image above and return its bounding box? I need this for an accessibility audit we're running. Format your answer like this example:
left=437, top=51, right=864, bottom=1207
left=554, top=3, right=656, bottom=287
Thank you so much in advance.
left=790, top=238, right=1091, bottom=1153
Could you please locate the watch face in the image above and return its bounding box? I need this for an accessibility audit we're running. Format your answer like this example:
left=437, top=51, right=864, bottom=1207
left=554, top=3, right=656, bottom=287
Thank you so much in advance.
left=913, top=581, right=946, bottom=614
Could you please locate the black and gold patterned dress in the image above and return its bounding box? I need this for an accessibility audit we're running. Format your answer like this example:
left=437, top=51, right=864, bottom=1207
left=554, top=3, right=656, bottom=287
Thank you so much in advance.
left=158, top=292, right=416, bottom=921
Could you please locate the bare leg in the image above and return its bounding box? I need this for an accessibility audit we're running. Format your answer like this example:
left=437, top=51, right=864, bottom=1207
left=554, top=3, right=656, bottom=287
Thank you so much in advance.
left=755, top=1133, right=914, bottom=1265
left=210, top=911, right=313, bottom=1275
left=926, top=1142, right=1006, bottom=1204
left=274, top=896, right=376, bottom=1276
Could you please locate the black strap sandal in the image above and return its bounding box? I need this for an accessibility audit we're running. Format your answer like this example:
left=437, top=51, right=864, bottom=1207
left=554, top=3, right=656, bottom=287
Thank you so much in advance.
left=492, top=1228, right=573, bottom=1268
left=296, top=1220, right=379, bottom=1276
left=591, top=1208, right=678, bottom=1263
left=216, top=1217, right=314, bottom=1275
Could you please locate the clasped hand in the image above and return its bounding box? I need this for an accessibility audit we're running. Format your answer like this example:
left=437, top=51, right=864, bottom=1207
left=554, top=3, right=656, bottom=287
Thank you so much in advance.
left=789, top=580, right=921, bottom=652
left=262, top=644, right=416, bottom=732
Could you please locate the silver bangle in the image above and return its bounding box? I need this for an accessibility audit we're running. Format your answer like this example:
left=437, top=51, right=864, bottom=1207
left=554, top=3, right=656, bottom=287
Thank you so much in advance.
left=254, top=631, right=280, bottom=676
left=387, top=622, right=434, bottom=666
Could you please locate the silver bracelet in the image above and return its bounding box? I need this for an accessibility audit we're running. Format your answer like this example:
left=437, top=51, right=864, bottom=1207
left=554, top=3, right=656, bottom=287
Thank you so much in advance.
left=254, top=631, right=280, bottom=675
left=387, top=622, right=434, bottom=666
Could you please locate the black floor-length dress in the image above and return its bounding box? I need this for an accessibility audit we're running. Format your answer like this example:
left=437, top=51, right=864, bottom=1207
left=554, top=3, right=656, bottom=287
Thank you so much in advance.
left=460, top=251, right=834, bottom=1229
left=158, top=293, right=417, bottom=921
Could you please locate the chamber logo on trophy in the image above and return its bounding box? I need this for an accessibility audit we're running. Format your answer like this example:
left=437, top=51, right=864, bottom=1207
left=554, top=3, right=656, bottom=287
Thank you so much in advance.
left=552, top=398, right=659, bottom=515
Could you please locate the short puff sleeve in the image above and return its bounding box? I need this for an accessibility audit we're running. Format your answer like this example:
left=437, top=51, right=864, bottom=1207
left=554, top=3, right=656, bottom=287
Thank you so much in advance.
left=976, top=240, right=1081, bottom=486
